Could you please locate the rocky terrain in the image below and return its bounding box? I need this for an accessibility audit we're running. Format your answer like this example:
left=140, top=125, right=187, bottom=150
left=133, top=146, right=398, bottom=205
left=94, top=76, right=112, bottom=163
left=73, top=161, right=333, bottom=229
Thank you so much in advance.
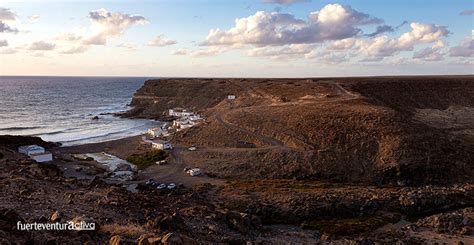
left=2, top=76, right=473, bottom=243
left=126, top=76, right=474, bottom=185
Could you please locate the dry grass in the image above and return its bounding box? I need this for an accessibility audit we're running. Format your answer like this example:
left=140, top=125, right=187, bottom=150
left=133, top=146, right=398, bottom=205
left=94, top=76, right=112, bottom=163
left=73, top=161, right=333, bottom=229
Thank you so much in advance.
left=101, top=223, right=146, bottom=239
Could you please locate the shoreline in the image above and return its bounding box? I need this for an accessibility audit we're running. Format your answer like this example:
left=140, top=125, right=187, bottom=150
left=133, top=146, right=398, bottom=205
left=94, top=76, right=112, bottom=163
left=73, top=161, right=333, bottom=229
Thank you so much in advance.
left=56, top=134, right=145, bottom=160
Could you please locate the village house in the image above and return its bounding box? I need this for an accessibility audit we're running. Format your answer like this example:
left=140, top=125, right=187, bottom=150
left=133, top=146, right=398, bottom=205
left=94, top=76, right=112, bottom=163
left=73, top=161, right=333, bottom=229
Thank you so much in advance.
left=169, top=108, right=193, bottom=117
left=152, top=140, right=173, bottom=150
left=172, top=118, right=195, bottom=130
left=147, top=127, right=162, bottom=139
left=18, top=145, right=53, bottom=163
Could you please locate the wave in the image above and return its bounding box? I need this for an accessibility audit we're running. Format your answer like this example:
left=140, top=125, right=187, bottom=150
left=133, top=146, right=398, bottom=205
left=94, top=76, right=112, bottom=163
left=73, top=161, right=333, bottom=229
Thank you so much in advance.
left=0, top=126, right=44, bottom=131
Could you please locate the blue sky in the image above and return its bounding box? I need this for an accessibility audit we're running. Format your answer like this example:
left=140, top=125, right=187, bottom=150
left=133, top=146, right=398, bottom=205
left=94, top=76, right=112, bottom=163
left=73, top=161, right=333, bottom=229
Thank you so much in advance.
left=0, top=0, right=472, bottom=77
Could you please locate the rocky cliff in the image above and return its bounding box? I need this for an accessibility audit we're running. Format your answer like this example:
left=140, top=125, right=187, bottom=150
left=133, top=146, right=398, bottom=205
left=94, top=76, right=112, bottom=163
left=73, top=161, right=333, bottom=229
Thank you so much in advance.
left=125, top=76, right=474, bottom=185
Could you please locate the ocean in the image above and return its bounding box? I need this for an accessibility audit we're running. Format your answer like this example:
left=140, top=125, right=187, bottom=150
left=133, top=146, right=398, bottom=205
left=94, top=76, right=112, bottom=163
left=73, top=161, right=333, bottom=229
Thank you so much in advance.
left=0, top=76, right=159, bottom=146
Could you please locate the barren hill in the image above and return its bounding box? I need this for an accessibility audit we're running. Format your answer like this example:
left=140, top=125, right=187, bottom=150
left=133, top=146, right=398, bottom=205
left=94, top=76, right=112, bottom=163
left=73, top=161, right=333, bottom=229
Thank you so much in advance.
left=125, top=76, right=474, bottom=185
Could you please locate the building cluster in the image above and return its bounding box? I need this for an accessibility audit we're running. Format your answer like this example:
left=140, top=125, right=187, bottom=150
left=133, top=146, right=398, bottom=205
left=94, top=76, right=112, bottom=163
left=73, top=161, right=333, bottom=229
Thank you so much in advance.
left=146, top=107, right=204, bottom=151
left=18, top=145, right=53, bottom=163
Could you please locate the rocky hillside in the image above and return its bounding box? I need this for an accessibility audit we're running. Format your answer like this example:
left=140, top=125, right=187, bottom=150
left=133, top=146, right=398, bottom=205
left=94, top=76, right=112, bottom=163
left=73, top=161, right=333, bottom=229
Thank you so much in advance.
left=126, top=76, right=474, bottom=185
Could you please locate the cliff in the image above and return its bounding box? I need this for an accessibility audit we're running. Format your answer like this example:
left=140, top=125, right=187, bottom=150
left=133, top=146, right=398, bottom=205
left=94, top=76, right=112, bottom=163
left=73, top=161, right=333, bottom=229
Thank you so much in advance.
left=125, top=76, right=474, bottom=185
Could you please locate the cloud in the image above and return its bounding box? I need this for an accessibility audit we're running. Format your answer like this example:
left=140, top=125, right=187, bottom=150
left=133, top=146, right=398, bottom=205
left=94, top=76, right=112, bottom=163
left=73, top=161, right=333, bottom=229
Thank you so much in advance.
left=28, top=41, right=56, bottom=50
left=0, top=7, right=18, bottom=33
left=0, top=48, right=17, bottom=54
left=0, top=8, right=17, bottom=21
left=116, top=42, right=138, bottom=50
left=460, top=9, right=474, bottom=16
left=356, top=22, right=449, bottom=58
left=148, top=35, right=177, bottom=47
left=0, top=39, right=7, bottom=47
left=82, top=8, right=147, bottom=45
left=0, top=21, right=18, bottom=33
left=28, top=15, right=40, bottom=22
left=262, top=0, right=310, bottom=4
left=449, top=36, right=474, bottom=58
left=413, top=41, right=445, bottom=61
left=202, top=4, right=382, bottom=46
left=170, top=47, right=226, bottom=57
left=54, top=8, right=146, bottom=54
left=366, top=25, right=394, bottom=37
left=59, top=45, right=89, bottom=54
left=247, top=44, right=315, bottom=58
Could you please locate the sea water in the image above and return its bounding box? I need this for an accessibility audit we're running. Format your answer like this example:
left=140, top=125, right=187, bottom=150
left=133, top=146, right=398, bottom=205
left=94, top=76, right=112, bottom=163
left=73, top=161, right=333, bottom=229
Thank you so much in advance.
left=0, top=76, right=159, bottom=146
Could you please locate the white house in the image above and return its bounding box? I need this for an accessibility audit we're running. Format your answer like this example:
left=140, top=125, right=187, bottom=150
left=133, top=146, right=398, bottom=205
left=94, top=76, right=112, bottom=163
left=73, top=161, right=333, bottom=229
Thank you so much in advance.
left=152, top=140, right=173, bottom=150
left=147, top=128, right=162, bottom=138
left=227, top=95, right=236, bottom=100
left=18, top=145, right=45, bottom=156
left=30, top=152, right=53, bottom=162
left=169, top=108, right=193, bottom=117
left=172, top=118, right=196, bottom=130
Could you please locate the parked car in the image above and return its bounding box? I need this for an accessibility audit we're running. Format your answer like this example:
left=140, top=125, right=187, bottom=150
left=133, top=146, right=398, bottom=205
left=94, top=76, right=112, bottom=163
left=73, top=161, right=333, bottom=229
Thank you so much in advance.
left=157, top=184, right=167, bottom=190
left=145, top=178, right=156, bottom=186
left=187, top=168, right=202, bottom=176
left=156, top=160, right=167, bottom=165
left=188, top=146, right=197, bottom=151
left=167, top=183, right=176, bottom=189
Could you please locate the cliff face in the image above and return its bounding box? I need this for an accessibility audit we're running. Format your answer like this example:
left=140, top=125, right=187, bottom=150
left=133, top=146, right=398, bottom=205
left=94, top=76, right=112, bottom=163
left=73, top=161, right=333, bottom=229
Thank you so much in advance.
left=125, top=76, right=474, bottom=185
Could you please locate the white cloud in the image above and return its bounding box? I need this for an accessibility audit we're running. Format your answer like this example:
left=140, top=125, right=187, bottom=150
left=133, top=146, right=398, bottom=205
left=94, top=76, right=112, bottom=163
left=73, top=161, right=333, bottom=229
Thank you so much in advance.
left=28, top=41, right=56, bottom=50
left=0, top=39, right=7, bottom=47
left=28, top=15, right=40, bottom=22
left=53, top=9, right=146, bottom=55
left=116, top=42, right=138, bottom=50
left=170, top=47, right=226, bottom=57
left=0, top=48, right=17, bottom=54
left=413, top=41, right=445, bottom=62
left=202, top=4, right=382, bottom=47
left=59, top=45, right=89, bottom=54
left=0, top=8, right=17, bottom=21
left=148, top=35, right=177, bottom=47
left=449, top=36, right=474, bottom=58
left=356, top=22, right=449, bottom=59
left=460, top=10, right=474, bottom=16
left=0, top=7, right=18, bottom=33
left=82, top=8, right=147, bottom=45
left=170, top=48, right=189, bottom=55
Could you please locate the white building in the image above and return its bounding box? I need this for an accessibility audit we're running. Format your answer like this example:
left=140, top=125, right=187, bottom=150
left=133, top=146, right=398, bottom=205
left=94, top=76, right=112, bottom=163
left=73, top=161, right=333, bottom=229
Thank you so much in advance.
left=147, top=128, right=162, bottom=138
left=18, top=145, right=45, bottom=156
left=169, top=108, right=193, bottom=117
left=228, top=95, right=236, bottom=100
left=18, top=145, right=52, bottom=163
left=173, top=117, right=200, bottom=130
left=152, top=140, right=173, bottom=150
left=30, top=152, right=53, bottom=162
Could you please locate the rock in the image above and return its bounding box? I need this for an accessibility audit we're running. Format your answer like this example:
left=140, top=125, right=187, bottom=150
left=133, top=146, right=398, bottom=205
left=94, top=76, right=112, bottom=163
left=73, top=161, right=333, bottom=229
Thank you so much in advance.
left=109, top=235, right=121, bottom=245
left=0, top=209, right=24, bottom=231
left=49, top=211, right=62, bottom=222
left=415, top=208, right=473, bottom=235
left=92, top=116, right=100, bottom=120
left=148, top=213, right=187, bottom=231
left=161, top=233, right=197, bottom=245
left=225, top=210, right=262, bottom=234
left=137, top=234, right=151, bottom=245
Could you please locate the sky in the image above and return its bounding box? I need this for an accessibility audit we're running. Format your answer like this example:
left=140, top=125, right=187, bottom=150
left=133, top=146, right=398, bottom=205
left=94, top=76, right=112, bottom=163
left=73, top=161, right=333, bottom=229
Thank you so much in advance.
left=0, top=0, right=473, bottom=77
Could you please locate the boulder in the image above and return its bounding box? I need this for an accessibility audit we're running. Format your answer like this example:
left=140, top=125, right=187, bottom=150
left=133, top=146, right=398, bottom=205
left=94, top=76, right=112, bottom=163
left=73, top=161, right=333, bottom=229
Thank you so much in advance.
left=0, top=209, right=24, bottom=231
left=49, top=211, right=62, bottom=222
left=109, top=235, right=122, bottom=245
left=161, top=233, right=197, bottom=245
